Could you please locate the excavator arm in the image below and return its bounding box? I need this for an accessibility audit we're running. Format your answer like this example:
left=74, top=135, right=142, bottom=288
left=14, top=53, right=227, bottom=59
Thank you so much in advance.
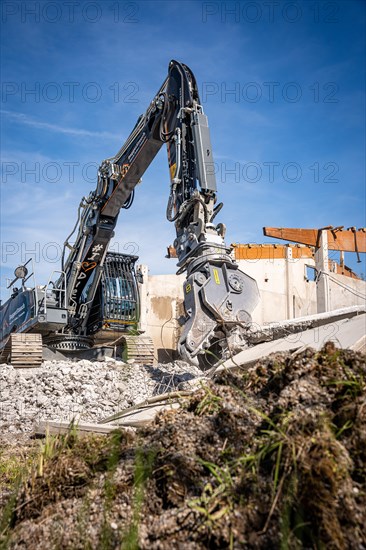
left=61, top=60, right=259, bottom=368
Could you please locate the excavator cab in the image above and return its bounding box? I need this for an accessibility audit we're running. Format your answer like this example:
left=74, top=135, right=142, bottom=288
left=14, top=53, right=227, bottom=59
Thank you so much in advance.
left=86, top=252, right=154, bottom=365
left=87, top=252, right=140, bottom=336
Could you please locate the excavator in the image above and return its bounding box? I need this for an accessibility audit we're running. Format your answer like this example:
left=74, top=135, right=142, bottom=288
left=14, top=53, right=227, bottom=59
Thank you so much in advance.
left=0, top=60, right=259, bottom=369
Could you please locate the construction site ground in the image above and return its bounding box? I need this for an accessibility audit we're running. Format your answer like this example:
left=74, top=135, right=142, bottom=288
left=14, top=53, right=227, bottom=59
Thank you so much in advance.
left=1, top=340, right=365, bottom=549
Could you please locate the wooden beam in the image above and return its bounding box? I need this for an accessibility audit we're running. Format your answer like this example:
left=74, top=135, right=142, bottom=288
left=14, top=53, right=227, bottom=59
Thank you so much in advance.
left=263, top=227, right=366, bottom=253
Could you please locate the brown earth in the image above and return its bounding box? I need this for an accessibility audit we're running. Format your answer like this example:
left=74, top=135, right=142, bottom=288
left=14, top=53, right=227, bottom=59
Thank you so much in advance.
left=1, top=343, right=365, bottom=549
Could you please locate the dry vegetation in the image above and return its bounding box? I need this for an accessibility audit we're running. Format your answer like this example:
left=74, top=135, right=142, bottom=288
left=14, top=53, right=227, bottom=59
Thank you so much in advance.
left=1, top=343, right=365, bottom=549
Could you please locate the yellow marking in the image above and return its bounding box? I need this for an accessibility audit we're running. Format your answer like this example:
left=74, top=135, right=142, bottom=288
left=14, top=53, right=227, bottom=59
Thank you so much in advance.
left=170, top=163, right=177, bottom=180
left=213, top=268, right=220, bottom=285
left=185, top=283, right=191, bottom=294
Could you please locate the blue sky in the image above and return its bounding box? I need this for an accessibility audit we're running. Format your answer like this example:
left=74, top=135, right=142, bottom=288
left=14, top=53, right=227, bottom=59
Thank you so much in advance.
left=1, top=0, right=365, bottom=300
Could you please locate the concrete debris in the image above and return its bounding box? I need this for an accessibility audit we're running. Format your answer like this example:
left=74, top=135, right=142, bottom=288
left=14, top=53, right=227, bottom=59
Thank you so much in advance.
left=217, top=313, right=366, bottom=374
left=1, top=308, right=364, bottom=438
left=0, top=358, right=204, bottom=436
left=246, top=305, right=365, bottom=345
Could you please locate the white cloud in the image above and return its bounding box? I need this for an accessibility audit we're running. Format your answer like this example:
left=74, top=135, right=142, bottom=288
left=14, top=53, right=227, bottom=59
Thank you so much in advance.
left=1, top=110, right=118, bottom=140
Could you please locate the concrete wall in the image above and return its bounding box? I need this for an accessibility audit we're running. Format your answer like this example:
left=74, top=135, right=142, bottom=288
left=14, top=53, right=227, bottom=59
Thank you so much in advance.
left=236, top=255, right=318, bottom=324
left=328, top=271, right=366, bottom=311
left=141, top=272, right=185, bottom=362
left=140, top=256, right=366, bottom=360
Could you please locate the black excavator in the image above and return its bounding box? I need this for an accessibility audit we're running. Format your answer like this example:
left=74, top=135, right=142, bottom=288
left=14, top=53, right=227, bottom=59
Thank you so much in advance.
left=0, top=60, right=259, bottom=369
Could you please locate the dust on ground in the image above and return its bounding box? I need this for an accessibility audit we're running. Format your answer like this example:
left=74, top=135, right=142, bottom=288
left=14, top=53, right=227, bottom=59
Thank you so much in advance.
left=1, top=343, right=365, bottom=549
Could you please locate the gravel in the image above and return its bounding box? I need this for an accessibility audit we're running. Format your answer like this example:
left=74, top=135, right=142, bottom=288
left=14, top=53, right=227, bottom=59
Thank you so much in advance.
left=0, top=358, right=204, bottom=434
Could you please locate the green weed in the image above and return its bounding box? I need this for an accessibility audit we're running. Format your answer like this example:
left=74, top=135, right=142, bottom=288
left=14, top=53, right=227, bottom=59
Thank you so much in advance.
left=196, top=384, right=223, bottom=416
left=122, top=447, right=156, bottom=550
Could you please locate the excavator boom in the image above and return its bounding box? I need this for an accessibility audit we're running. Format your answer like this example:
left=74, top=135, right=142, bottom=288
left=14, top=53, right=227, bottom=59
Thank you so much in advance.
left=57, top=60, right=260, bottom=367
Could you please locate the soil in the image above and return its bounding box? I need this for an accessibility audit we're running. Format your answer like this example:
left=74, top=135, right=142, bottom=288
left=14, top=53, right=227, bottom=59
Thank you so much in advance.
left=1, top=343, right=365, bottom=549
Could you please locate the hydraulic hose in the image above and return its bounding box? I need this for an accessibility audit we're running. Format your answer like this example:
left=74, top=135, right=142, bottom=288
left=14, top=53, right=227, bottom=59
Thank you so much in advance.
left=61, top=203, right=83, bottom=271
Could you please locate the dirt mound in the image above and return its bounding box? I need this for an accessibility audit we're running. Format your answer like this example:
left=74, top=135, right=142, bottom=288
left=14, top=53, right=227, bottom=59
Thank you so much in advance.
left=1, top=344, right=365, bottom=549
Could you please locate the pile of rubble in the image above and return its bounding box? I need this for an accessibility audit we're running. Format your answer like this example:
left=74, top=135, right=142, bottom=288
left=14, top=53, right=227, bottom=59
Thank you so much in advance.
left=0, top=358, right=203, bottom=435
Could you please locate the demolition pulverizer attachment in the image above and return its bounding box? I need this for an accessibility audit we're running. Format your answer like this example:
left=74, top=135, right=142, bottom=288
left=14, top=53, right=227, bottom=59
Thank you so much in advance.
left=178, top=258, right=260, bottom=370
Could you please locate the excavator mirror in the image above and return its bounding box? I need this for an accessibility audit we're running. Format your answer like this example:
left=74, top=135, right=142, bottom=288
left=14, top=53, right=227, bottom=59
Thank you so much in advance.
left=14, top=265, right=28, bottom=279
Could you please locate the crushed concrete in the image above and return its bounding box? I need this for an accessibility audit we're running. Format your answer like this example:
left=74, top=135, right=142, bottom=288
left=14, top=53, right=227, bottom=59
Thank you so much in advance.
left=0, top=359, right=204, bottom=435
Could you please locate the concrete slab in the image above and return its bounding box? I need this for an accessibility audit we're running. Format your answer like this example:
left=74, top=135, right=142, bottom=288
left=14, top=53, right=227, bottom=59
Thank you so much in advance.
left=35, top=420, right=121, bottom=436
left=216, top=314, right=366, bottom=373
left=246, top=305, right=366, bottom=345
left=34, top=401, right=181, bottom=436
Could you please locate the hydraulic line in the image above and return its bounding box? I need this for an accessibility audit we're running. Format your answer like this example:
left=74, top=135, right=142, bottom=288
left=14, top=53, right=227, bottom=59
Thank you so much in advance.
left=61, top=203, right=83, bottom=271
left=123, top=189, right=135, bottom=209
left=211, top=202, right=223, bottom=222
